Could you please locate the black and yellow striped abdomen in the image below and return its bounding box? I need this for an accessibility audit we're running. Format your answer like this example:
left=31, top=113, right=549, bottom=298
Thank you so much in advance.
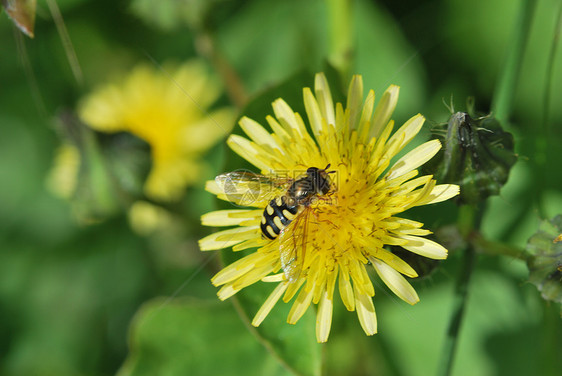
left=260, top=196, right=299, bottom=239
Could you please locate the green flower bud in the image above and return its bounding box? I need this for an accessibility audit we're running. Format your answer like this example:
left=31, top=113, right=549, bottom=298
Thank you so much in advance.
left=526, top=215, right=562, bottom=312
left=424, top=110, right=517, bottom=204
left=48, top=112, right=151, bottom=223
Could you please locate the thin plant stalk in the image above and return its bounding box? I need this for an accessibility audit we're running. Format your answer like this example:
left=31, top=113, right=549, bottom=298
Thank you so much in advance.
left=491, top=0, right=537, bottom=124
left=437, top=204, right=481, bottom=376
left=535, top=2, right=562, bottom=217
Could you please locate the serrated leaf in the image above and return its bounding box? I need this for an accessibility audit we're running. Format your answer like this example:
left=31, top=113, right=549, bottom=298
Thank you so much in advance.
left=118, top=297, right=287, bottom=376
left=526, top=215, right=562, bottom=309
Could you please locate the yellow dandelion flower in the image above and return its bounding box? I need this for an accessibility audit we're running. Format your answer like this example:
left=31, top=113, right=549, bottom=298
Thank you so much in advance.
left=199, top=73, right=460, bottom=343
left=79, top=60, right=235, bottom=201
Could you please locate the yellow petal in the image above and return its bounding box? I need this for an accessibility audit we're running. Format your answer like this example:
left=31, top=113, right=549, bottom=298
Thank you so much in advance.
left=371, top=258, right=419, bottom=305
left=199, top=227, right=259, bottom=251
left=400, top=235, right=449, bottom=259
left=386, top=139, right=441, bottom=180
left=201, top=209, right=261, bottom=226
left=304, top=87, right=325, bottom=139
left=211, top=255, right=258, bottom=286
left=272, top=98, right=306, bottom=138
left=416, top=184, right=460, bottom=206
left=316, top=290, right=333, bottom=343
left=369, top=251, right=418, bottom=278
left=314, top=73, right=335, bottom=127
left=252, top=282, right=288, bottom=326
left=346, top=75, right=364, bottom=130
left=354, top=286, right=377, bottom=335
left=287, top=285, right=314, bottom=324
left=358, top=90, right=375, bottom=142
left=239, top=116, right=279, bottom=149
left=338, top=270, right=355, bottom=311
left=371, top=84, right=399, bottom=138
left=227, top=135, right=272, bottom=172
left=385, top=113, right=424, bottom=156
left=216, top=286, right=235, bottom=300
left=262, top=273, right=285, bottom=282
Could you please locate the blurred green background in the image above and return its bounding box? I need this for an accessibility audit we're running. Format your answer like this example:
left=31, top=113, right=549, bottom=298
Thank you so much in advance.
left=1, top=0, right=561, bottom=375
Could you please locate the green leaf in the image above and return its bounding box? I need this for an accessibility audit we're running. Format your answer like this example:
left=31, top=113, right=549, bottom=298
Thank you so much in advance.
left=221, top=250, right=322, bottom=376
left=216, top=0, right=329, bottom=94
left=130, top=0, right=234, bottom=32
left=129, top=0, right=192, bottom=31
left=354, top=0, right=426, bottom=122
left=118, top=297, right=287, bottom=376
left=526, top=215, right=562, bottom=310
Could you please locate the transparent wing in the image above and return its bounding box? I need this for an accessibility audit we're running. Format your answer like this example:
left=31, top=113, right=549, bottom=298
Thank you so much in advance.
left=278, top=207, right=311, bottom=283
left=215, top=171, right=293, bottom=207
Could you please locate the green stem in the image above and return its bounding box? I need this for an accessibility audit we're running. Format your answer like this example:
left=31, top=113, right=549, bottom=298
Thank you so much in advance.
left=437, top=204, right=482, bottom=376
left=326, top=0, right=354, bottom=82
left=491, top=0, right=537, bottom=124
left=541, top=1, right=562, bottom=134
left=438, top=243, right=476, bottom=376
left=535, top=2, right=562, bottom=218
left=195, top=32, right=248, bottom=109
left=471, top=232, right=529, bottom=261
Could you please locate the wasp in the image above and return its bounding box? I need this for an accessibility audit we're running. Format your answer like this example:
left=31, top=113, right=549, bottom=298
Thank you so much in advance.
left=215, top=164, right=336, bottom=281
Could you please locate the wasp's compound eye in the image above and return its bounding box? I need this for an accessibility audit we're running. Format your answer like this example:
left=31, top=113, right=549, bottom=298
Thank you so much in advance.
left=306, top=167, right=319, bottom=175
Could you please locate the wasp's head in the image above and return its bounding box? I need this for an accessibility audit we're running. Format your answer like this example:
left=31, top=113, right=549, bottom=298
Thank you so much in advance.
left=307, top=164, right=335, bottom=195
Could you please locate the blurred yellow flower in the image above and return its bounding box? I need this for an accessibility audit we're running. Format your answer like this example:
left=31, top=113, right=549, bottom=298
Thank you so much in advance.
left=47, top=143, right=80, bottom=199
left=128, top=200, right=175, bottom=236
left=78, top=60, right=235, bottom=201
left=200, top=73, right=459, bottom=342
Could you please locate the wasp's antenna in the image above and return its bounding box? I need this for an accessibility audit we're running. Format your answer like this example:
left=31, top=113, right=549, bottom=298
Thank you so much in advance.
left=324, top=164, right=336, bottom=174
